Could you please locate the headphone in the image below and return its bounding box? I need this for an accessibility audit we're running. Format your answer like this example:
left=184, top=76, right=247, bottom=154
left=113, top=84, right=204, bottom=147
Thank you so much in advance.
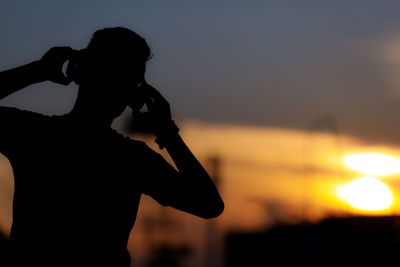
left=66, top=49, right=85, bottom=85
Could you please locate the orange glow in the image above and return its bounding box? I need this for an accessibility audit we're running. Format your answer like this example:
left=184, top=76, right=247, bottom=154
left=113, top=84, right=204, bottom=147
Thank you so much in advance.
left=3, top=122, right=400, bottom=236
left=343, top=153, right=400, bottom=176
left=336, top=177, right=394, bottom=211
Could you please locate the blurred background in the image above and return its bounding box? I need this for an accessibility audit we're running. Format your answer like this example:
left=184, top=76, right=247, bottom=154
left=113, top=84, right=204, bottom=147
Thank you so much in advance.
left=2, top=1, right=400, bottom=266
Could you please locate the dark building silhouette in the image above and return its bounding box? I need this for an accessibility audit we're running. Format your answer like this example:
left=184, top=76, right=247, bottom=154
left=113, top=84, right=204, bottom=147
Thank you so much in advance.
left=0, top=230, right=9, bottom=266
left=226, top=216, right=400, bottom=266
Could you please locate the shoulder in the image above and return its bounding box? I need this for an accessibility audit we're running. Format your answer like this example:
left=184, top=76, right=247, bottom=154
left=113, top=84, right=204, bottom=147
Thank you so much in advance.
left=0, top=106, right=46, bottom=119
left=0, top=107, right=49, bottom=155
left=0, top=106, right=48, bottom=126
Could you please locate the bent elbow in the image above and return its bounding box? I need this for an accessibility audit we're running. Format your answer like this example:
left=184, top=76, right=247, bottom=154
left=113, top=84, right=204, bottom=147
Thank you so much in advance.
left=202, top=197, right=225, bottom=219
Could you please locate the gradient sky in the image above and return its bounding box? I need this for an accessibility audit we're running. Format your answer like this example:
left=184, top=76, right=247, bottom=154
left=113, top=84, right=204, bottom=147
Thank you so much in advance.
left=2, top=1, right=400, bottom=144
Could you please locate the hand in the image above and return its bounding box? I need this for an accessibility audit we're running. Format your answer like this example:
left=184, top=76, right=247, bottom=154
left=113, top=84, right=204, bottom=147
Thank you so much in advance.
left=131, top=82, right=178, bottom=142
left=143, top=82, right=172, bottom=126
left=37, top=47, right=73, bottom=85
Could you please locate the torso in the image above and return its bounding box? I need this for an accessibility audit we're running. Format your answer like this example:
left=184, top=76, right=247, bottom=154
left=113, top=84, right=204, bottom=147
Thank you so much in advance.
left=8, top=113, right=143, bottom=266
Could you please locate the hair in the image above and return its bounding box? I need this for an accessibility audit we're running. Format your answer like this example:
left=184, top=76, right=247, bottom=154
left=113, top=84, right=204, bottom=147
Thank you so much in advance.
left=86, top=27, right=152, bottom=65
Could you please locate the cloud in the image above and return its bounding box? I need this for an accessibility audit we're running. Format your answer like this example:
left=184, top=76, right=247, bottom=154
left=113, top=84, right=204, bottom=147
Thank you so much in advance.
left=380, top=33, right=400, bottom=97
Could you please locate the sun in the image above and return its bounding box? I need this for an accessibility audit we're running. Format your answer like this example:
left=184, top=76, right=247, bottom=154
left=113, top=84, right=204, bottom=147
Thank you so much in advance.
left=336, top=177, right=394, bottom=211
left=343, top=153, right=400, bottom=176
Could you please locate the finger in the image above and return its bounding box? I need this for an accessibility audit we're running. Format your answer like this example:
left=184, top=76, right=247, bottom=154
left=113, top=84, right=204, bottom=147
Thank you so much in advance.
left=131, top=109, right=143, bottom=119
left=143, top=83, right=169, bottom=107
left=46, top=46, right=73, bottom=58
left=59, top=76, right=73, bottom=86
left=57, top=47, right=74, bottom=62
left=145, top=83, right=163, bottom=99
left=144, top=96, right=155, bottom=110
left=51, top=47, right=74, bottom=63
left=53, top=73, right=72, bottom=85
left=132, top=110, right=150, bottom=121
left=55, top=46, right=73, bottom=55
left=143, top=88, right=155, bottom=109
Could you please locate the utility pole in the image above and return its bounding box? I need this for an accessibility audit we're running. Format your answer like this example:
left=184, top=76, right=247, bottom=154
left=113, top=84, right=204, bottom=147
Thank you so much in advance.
left=204, top=155, right=223, bottom=267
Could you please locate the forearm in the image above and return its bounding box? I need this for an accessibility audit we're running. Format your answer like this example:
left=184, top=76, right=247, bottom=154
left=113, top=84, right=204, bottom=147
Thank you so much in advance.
left=140, top=83, right=224, bottom=218
left=0, top=61, right=45, bottom=100
left=165, top=132, right=209, bottom=176
left=162, top=129, right=224, bottom=217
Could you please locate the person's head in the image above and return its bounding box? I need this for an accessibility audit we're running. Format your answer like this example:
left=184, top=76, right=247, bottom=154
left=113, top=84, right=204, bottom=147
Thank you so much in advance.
left=71, top=27, right=152, bottom=122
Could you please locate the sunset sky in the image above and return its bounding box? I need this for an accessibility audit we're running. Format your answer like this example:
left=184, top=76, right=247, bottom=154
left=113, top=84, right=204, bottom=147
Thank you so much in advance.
left=2, top=1, right=400, bottom=144
left=2, top=122, right=400, bottom=266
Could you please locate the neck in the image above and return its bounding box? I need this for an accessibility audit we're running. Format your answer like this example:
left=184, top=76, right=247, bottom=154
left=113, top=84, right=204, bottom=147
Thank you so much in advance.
left=68, top=87, right=113, bottom=128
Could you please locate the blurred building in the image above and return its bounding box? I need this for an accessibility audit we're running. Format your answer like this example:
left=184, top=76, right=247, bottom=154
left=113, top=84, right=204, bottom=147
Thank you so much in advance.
left=226, top=216, right=400, bottom=266
left=0, top=230, right=9, bottom=266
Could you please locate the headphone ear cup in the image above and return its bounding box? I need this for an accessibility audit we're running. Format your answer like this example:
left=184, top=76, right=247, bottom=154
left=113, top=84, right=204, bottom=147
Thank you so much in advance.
left=66, top=50, right=82, bottom=85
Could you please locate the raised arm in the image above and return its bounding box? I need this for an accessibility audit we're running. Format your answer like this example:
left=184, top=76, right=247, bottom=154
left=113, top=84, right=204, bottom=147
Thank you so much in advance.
left=134, top=83, right=224, bottom=219
left=0, top=47, right=73, bottom=100
left=163, top=129, right=224, bottom=219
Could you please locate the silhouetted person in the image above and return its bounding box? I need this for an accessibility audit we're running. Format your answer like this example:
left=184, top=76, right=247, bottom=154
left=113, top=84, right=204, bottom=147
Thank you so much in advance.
left=0, top=27, right=224, bottom=267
